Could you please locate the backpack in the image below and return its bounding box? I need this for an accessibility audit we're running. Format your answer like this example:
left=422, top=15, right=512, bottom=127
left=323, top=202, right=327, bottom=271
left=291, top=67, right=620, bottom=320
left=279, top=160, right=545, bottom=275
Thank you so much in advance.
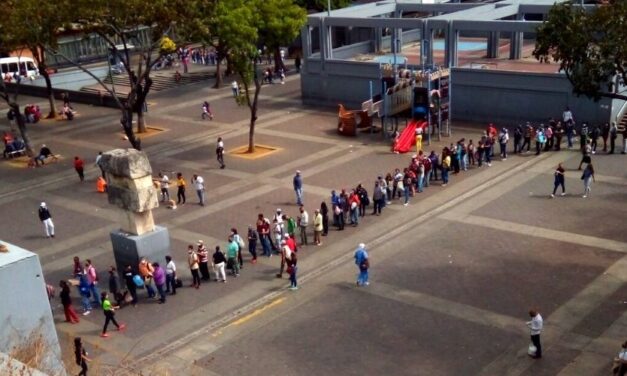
left=132, top=274, right=144, bottom=287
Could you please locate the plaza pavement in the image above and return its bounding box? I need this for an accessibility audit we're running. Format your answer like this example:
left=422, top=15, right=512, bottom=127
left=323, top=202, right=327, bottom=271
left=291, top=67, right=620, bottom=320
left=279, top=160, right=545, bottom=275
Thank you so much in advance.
left=0, top=72, right=626, bottom=376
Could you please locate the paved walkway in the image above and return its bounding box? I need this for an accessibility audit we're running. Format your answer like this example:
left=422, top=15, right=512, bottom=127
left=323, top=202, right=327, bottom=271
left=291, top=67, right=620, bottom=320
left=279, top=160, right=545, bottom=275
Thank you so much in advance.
left=0, top=74, right=625, bottom=375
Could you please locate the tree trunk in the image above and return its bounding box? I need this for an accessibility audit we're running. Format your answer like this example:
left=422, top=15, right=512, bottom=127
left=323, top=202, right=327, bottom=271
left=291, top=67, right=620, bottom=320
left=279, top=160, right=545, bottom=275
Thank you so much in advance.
left=136, top=109, right=146, bottom=133
left=273, top=47, right=286, bottom=73
left=40, top=69, right=57, bottom=119
left=121, top=107, right=141, bottom=150
left=11, top=104, right=34, bottom=157
left=213, top=59, right=223, bottom=88
left=247, top=76, right=262, bottom=153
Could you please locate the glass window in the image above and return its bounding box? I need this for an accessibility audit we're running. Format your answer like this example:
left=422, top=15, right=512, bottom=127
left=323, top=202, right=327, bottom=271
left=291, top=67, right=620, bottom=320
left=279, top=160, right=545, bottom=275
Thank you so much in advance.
left=27, top=62, right=36, bottom=71
left=1, top=64, right=7, bottom=74
left=8, top=63, right=18, bottom=72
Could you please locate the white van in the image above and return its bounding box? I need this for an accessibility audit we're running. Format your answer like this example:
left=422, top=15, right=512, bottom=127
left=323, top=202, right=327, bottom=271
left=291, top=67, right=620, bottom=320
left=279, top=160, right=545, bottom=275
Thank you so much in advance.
left=0, top=57, right=40, bottom=81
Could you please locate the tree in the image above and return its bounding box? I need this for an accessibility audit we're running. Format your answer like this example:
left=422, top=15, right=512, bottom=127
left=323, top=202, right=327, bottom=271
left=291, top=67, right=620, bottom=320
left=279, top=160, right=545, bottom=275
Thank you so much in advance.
left=534, top=1, right=627, bottom=101
left=183, top=0, right=254, bottom=88
left=6, top=0, right=67, bottom=118
left=295, top=0, right=351, bottom=12
left=47, top=0, right=186, bottom=150
left=230, top=0, right=306, bottom=153
left=257, top=0, right=307, bottom=73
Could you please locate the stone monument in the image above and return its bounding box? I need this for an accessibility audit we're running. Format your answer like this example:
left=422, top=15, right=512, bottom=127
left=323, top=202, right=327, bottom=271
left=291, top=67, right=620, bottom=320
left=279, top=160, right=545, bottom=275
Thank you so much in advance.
left=101, top=149, right=170, bottom=273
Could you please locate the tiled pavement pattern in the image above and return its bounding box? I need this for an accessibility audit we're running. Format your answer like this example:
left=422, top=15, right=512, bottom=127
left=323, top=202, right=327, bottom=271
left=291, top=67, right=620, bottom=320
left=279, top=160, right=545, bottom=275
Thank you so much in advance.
left=1, top=74, right=626, bottom=376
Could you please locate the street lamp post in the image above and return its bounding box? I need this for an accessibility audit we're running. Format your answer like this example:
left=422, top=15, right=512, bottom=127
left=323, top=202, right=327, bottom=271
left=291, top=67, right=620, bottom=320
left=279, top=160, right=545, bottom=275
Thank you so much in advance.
left=328, top=0, right=331, bottom=16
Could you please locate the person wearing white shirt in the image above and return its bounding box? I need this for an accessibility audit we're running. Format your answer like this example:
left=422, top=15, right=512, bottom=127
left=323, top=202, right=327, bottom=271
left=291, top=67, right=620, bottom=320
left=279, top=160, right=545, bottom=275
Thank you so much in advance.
left=165, top=255, right=177, bottom=295
left=298, top=206, right=309, bottom=246
left=158, top=172, right=170, bottom=202
left=562, top=106, right=574, bottom=125
left=191, top=174, right=205, bottom=206
left=526, top=309, right=543, bottom=359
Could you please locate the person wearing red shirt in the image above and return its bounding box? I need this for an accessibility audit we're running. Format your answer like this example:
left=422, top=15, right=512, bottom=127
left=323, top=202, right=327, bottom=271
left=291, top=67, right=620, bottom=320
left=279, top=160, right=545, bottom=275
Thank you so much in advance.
left=73, top=156, right=85, bottom=182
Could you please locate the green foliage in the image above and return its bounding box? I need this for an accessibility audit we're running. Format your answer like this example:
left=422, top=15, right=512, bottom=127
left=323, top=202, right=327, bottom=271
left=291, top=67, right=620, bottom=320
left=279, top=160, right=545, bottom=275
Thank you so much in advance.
left=534, top=1, right=627, bottom=100
left=257, top=0, right=307, bottom=51
left=295, top=0, right=351, bottom=12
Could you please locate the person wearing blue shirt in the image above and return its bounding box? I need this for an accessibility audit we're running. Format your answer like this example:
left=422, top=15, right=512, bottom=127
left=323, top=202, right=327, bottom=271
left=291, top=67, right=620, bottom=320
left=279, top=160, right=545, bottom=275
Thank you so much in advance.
left=354, top=243, right=369, bottom=286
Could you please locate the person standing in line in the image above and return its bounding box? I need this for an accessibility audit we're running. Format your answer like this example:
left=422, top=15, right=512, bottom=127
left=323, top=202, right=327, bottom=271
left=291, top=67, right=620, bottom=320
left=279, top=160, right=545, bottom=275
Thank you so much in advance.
left=320, top=202, right=329, bottom=236
left=287, top=251, right=298, bottom=290
left=513, top=125, right=522, bottom=154
left=415, top=125, right=423, bottom=153
left=108, top=266, right=122, bottom=306
left=216, top=137, right=225, bottom=169
left=212, top=246, right=227, bottom=283
left=123, top=265, right=138, bottom=306
left=158, top=172, right=170, bottom=202
left=526, top=309, right=543, bottom=359
left=293, top=170, right=303, bottom=206
left=188, top=245, right=201, bottom=288
left=499, top=128, right=509, bottom=160
left=38, top=202, right=55, bottom=238
left=152, top=262, right=166, bottom=304
left=100, top=292, right=125, bottom=338
left=74, top=337, right=90, bottom=376
left=441, top=152, right=451, bottom=186
left=521, top=123, right=532, bottom=152
left=227, top=236, right=240, bottom=277
left=550, top=163, right=566, bottom=198
left=372, top=182, right=383, bottom=216
left=535, top=126, right=546, bottom=156
left=590, top=124, right=600, bottom=154
left=77, top=273, right=92, bottom=315
left=197, top=241, right=210, bottom=281
left=257, top=213, right=272, bottom=257
left=297, top=206, right=309, bottom=246
left=231, top=228, right=245, bottom=268
left=165, top=256, right=177, bottom=295
left=95, top=151, right=105, bottom=179
left=247, top=225, right=258, bottom=264
left=74, top=156, right=85, bottom=182
left=84, top=260, right=101, bottom=307
left=138, top=258, right=156, bottom=298
left=354, top=243, right=369, bottom=286
left=601, top=122, right=610, bottom=152
left=554, top=121, right=564, bottom=151
left=276, top=239, right=291, bottom=278
left=191, top=174, right=205, bottom=206
left=59, top=280, right=80, bottom=324
left=176, top=172, right=186, bottom=204
left=313, top=209, right=323, bottom=246
left=582, top=163, right=596, bottom=198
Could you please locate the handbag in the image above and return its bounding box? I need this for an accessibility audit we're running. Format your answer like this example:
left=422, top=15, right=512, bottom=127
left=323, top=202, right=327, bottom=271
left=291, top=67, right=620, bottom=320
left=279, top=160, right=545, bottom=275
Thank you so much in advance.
left=175, top=278, right=183, bottom=288
left=527, top=343, right=537, bottom=357
left=133, top=274, right=144, bottom=287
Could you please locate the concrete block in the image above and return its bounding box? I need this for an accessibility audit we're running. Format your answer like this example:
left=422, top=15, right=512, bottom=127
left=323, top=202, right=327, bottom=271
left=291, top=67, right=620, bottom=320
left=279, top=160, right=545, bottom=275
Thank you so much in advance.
left=0, top=241, right=65, bottom=375
left=101, top=148, right=153, bottom=179
left=110, top=226, right=171, bottom=274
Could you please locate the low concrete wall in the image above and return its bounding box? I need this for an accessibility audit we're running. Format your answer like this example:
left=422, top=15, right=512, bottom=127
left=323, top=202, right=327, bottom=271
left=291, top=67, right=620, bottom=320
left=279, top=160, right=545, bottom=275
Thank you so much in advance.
left=301, top=59, right=381, bottom=108
left=4, top=81, right=122, bottom=109
left=451, top=68, right=612, bottom=125
left=300, top=59, right=613, bottom=126
left=25, top=66, right=110, bottom=91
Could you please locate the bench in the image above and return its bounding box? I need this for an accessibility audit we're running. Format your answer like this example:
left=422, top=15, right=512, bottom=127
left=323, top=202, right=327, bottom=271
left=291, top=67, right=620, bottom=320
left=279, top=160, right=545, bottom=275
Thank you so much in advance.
left=28, top=154, right=60, bottom=168
left=4, top=147, right=26, bottom=159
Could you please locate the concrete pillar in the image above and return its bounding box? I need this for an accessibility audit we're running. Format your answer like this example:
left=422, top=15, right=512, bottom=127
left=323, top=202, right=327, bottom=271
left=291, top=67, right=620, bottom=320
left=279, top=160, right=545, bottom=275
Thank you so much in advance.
left=301, top=26, right=312, bottom=58
left=327, top=26, right=333, bottom=59
left=424, top=24, right=434, bottom=66
left=510, top=14, right=523, bottom=60
left=374, top=27, right=382, bottom=53
left=487, top=31, right=499, bottom=58
left=447, top=24, right=459, bottom=68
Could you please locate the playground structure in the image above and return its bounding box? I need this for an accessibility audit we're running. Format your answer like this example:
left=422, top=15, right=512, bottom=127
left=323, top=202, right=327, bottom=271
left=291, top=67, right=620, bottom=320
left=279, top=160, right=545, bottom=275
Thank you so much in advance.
left=357, top=64, right=451, bottom=146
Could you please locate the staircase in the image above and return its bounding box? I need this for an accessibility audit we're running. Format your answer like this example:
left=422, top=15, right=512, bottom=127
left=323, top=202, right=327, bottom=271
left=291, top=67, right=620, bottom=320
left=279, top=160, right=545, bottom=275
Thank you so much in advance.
left=80, top=70, right=214, bottom=96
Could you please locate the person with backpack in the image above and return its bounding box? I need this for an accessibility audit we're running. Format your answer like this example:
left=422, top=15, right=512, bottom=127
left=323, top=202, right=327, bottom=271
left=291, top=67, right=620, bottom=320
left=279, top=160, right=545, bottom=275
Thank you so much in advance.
left=123, top=265, right=138, bottom=306
left=84, top=260, right=101, bottom=306
left=354, top=243, right=369, bottom=286
left=355, top=184, right=369, bottom=217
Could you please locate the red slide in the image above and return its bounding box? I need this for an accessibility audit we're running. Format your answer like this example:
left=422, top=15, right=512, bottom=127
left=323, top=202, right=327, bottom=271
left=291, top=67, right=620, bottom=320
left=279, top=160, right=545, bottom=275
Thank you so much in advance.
left=393, top=120, right=427, bottom=153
